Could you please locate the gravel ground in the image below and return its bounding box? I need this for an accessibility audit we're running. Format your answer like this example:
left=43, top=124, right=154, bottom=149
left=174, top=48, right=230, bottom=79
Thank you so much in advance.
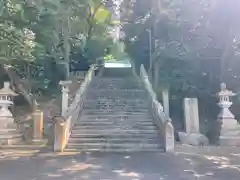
left=0, top=145, right=240, bottom=180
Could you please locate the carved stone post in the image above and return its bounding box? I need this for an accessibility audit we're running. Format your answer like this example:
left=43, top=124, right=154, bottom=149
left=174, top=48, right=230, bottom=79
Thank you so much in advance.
left=59, top=81, right=72, bottom=116
left=53, top=116, right=67, bottom=152
left=32, top=107, right=44, bottom=142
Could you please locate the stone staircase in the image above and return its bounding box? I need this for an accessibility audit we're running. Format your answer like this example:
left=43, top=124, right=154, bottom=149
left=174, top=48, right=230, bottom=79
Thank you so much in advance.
left=66, top=69, right=164, bottom=152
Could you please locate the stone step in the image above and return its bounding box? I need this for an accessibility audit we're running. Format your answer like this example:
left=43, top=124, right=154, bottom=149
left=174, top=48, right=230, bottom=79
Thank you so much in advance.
left=65, top=148, right=163, bottom=152
left=82, top=109, right=149, bottom=114
left=79, top=118, right=152, bottom=123
left=69, top=134, right=161, bottom=141
left=83, top=101, right=149, bottom=106
left=91, top=77, right=140, bottom=83
left=89, top=82, right=142, bottom=87
left=72, top=124, right=157, bottom=131
left=74, top=121, right=155, bottom=126
left=74, top=119, right=155, bottom=127
left=85, top=93, right=147, bottom=99
left=100, top=68, right=135, bottom=77
left=83, top=103, right=149, bottom=107
left=92, top=76, right=137, bottom=80
left=0, top=133, right=22, bottom=138
left=82, top=106, right=149, bottom=111
left=70, top=128, right=158, bottom=135
left=74, top=121, right=154, bottom=126
left=83, top=103, right=149, bottom=108
left=70, top=131, right=161, bottom=137
left=89, top=86, right=143, bottom=90
left=88, top=89, right=145, bottom=93
left=66, top=142, right=163, bottom=152
left=0, top=140, right=49, bottom=154
left=79, top=116, right=153, bottom=122
left=68, top=141, right=163, bottom=147
left=90, top=81, right=142, bottom=89
left=86, top=91, right=146, bottom=96
left=0, top=129, right=21, bottom=135
left=81, top=111, right=151, bottom=116
left=0, top=136, right=22, bottom=145
left=68, top=137, right=162, bottom=144
left=84, top=99, right=149, bottom=104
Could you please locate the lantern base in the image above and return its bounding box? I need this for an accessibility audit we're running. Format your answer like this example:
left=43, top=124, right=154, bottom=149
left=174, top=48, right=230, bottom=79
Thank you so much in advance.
left=0, top=129, right=22, bottom=145
left=217, top=107, right=235, bottom=120
left=212, top=118, right=240, bottom=146
left=0, top=117, right=23, bottom=145
left=218, top=135, right=240, bottom=146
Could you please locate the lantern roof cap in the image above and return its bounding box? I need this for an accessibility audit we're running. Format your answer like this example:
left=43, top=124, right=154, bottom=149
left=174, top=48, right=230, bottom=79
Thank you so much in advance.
left=217, top=83, right=236, bottom=96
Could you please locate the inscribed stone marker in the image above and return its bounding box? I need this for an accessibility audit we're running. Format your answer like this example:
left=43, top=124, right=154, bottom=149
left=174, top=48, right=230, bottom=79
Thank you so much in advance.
left=183, top=98, right=200, bottom=133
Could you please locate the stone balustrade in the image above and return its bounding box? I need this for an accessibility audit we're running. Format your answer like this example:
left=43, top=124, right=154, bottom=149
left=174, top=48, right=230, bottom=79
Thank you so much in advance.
left=53, top=65, right=97, bottom=152
left=139, top=64, right=175, bottom=152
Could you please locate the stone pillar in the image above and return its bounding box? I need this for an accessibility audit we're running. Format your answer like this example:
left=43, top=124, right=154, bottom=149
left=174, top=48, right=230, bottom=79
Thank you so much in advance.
left=59, top=81, right=72, bottom=116
left=32, top=109, right=43, bottom=142
left=178, top=98, right=209, bottom=146
left=162, top=88, right=170, bottom=117
left=53, top=116, right=67, bottom=152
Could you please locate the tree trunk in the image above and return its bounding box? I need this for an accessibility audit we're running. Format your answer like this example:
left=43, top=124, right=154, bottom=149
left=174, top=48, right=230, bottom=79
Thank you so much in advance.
left=26, top=62, right=31, bottom=94
left=153, top=60, right=159, bottom=89
left=62, top=9, right=71, bottom=79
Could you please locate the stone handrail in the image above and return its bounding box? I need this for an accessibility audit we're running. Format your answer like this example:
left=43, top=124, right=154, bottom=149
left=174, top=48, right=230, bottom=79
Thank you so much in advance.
left=53, top=65, right=97, bottom=152
left=140, top=64, right=174, bottom=152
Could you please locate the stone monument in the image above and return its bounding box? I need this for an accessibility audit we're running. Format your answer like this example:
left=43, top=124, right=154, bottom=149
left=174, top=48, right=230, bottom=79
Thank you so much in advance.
left=0, top=82, right=22, bottom=145
left=178, top=98, right=209, bottom=146
left=215, top=83, right=240, bottom=146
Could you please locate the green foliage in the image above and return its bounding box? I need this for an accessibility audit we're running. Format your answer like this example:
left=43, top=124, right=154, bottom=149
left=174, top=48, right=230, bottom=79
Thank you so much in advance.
left=122, top=0, right=240, bottom=93
left=0, top=0, right=116, bottom=95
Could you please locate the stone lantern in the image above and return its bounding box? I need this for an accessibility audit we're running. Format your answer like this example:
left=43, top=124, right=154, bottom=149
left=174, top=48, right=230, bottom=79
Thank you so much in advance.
left=217, top=83, right=236, bottom=125
left=0, top=82, right=21, bottom=145
left=216, top=82, right=240, bottom=146
left=0, top=82, right=18, bottom=117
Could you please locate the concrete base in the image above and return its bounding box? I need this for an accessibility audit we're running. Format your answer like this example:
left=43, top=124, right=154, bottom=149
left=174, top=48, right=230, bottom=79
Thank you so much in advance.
left=178, top=132, right=209, bottom=146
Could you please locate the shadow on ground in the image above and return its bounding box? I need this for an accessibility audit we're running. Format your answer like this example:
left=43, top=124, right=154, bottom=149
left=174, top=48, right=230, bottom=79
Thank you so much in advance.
left=0, top=148, right=240, bottom=180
